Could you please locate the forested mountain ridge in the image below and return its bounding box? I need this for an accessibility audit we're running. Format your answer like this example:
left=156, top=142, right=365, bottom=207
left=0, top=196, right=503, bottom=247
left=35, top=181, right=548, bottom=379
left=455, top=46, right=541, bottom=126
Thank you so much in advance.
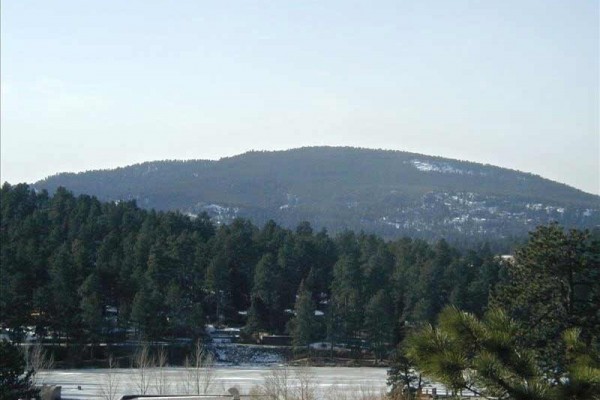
left=34, top=147, right=600, bottom=242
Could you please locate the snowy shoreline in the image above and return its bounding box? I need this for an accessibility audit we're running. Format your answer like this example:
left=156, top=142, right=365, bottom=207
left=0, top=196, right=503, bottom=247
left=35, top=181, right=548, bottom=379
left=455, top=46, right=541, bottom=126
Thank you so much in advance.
left=39, top=366, right=389, bottom=399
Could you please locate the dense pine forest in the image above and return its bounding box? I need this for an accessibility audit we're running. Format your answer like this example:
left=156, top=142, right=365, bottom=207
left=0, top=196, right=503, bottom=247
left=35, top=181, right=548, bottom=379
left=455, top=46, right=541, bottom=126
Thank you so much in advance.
left=2, top=182, right=600, bottom=398
left=1, top=183, right=503, bottom=348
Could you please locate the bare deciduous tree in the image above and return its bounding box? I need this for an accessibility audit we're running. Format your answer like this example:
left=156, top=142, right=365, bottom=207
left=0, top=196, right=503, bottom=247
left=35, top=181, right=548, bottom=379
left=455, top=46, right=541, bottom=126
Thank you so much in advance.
left=293, top=366, right=317, bottom=400
left=132, top=343, right=153, bottom=395
left=323, top=384, right=386, bottom=400
left=182, top=340, right=216, bottom=395
left=251, top=366, right=385, bottom=400
left=153, top=346, right=170, bottom=395
left=251, top=365, right=317, bottom=400
left=25, top=342, right=55, bottom=387
left=99, top=354, right=121, bottom=400
left=350, top=385, right=387, bottom=400
left=260, top=365, right=293, bottom=400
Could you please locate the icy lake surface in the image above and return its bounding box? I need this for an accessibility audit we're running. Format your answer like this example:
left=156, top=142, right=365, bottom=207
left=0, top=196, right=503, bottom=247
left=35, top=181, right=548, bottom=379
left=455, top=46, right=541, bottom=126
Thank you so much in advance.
left=39, top=366, right=389, bottom=399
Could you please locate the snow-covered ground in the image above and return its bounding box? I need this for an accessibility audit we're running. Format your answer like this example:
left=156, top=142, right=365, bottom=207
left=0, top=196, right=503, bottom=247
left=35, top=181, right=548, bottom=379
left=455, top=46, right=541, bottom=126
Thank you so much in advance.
left=38, top=366, right=389, bottom=399
left=409, top=159, right=482, bottom=176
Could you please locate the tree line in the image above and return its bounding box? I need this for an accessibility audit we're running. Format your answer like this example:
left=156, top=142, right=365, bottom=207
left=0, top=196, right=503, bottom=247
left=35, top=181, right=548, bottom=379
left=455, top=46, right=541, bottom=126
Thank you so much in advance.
left=389, top=224, right=600, bottom=399
left=1, top=183, right=505, bottom=357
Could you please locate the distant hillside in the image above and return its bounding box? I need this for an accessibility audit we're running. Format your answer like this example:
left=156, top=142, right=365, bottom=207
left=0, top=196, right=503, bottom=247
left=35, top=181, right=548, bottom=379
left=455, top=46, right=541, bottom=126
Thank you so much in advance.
left=34, top=147, right=600, bottom=242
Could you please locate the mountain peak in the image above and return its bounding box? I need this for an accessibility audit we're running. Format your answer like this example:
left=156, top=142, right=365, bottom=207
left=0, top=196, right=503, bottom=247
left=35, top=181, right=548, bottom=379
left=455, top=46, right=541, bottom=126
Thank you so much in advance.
left=34, top=147, right=600, bottom=242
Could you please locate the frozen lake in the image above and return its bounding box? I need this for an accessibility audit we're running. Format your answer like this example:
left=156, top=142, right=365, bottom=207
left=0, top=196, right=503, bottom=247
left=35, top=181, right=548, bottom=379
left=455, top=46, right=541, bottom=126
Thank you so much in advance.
left=39, top=366, right=389, bottom=399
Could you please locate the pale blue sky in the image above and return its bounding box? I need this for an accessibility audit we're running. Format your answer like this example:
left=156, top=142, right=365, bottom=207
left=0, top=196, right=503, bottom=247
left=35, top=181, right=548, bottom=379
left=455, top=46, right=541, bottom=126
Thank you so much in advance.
left=2, top=0, right=598, bottom=194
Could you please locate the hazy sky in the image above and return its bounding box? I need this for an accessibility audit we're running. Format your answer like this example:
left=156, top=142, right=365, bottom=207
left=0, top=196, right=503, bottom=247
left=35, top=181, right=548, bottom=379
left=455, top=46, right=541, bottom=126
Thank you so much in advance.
left=2, top=0, right=599, bottom=194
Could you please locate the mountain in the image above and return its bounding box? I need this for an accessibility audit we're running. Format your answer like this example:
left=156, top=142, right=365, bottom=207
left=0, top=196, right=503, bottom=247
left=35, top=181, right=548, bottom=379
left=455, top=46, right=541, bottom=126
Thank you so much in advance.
left=33, top=147, right=600, bottom=242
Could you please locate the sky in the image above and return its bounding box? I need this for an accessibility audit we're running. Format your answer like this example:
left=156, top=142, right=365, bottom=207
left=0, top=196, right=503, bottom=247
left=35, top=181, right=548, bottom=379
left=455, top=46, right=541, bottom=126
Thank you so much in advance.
left=1, top=0, right=599, bottom=195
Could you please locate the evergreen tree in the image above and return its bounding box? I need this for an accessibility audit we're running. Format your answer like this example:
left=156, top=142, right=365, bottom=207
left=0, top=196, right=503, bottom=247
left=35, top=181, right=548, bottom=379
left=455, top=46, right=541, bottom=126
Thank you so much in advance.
left=0, top=340, right=38, bottom=400
left=246, top=295, right=269, bottom=335
left=222, top=218, right=259, bottom=314
left=205, top=253, right=231, bottom=323
left=364, top=290, right=394, bottom=362
left=130, top=281, right=164, bottom=340
left=387, top=342, right=422, bottom=400
left=492, top=224, right=600, bottom=372
left=406, top=306, right=600, bottom=400
left=79, top=273, right=104, bottom=344
left=360, top=240, right=394, bottom=299
left=48, top=244, right=82, bottom=342
left=290, top=281, right=317, bottom=354
left=252, top=253, right=281, bottom=331
left=256, top=220, right=287, bottom=254
left=165, top=281, right=185, bottom=336
left=330, top=254, right=363, bottom=345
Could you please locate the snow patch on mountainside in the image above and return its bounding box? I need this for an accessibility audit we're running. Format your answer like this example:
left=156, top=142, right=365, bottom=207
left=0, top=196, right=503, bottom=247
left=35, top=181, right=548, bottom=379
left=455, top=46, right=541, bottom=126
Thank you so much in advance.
left=409, top=159, right=485, bottom=176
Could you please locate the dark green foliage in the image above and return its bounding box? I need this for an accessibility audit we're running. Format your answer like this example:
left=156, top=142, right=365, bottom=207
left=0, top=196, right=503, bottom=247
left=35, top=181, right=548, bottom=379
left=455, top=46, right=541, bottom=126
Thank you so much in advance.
left=1, top=183, right=507, bottom=353
left=365, top=290, right=395, bottom=362
left=79, top=273, right=104, bottom=342
left=246, top=295, right=269, bottom=336
left=290, top=281, right=318, bottom=353
left=387, top=224, right=600, bottom=399
left=492, top=223, right=600, bottom=373
left=33, top=147, right=600, bottom=245
left=0, top=340, right=38, bottom=400
left=130, top=281, right=165, bottom=339
left=330, top=253, right=363, bottom=345
left=387, top=342, right=422, bottom=399
left=251, top=253, right=282, bottom=332
left=406, top=307, right=600, bottom=400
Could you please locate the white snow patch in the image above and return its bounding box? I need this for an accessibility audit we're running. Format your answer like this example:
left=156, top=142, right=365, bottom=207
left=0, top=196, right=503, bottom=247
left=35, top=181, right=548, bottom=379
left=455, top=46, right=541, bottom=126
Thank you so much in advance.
left=409, top=159, right=483, bottom=176
left=205, top=204, right=228, bottom=213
